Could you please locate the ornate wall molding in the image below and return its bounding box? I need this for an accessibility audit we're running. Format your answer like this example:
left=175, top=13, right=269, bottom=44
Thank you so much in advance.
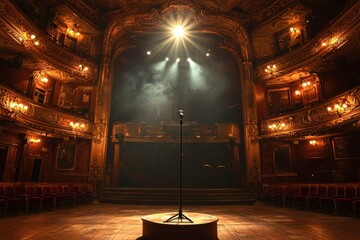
left=260, top=86, right=360, bottom=139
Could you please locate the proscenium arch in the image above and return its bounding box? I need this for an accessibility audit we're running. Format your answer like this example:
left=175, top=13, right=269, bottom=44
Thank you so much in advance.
left=90, top=3, right=260, bottom=187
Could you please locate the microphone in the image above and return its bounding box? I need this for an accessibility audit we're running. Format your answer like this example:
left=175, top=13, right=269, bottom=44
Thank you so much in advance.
left=178, top=109, right=184, bottom=118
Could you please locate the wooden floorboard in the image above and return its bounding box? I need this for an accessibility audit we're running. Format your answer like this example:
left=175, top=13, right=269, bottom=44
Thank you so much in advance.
left=0, top=202, right=359, bottom=239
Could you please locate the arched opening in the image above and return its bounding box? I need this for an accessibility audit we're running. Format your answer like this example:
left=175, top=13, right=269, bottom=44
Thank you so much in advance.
left=106, top=31, right=244, bottom=188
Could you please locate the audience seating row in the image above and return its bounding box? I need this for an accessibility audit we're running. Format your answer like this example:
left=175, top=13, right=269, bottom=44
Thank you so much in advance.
left=262, top=183, right=360, bottom=217
left=0, top=182, right=94, bottom=216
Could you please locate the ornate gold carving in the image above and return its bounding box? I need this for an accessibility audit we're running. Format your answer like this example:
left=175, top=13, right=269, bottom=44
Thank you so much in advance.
left=260, top=87, right=360, bottom=139
left=93, top=123, right=105, bottom=144
left=0, top=84, right=93, bottom=139
left=247, top=124, right=259, bottom=144
left=111, top=121, right=240, bottom=143
left=0, top=0, right=98, bottom=83
left=256, top=1, right=360, bottom=81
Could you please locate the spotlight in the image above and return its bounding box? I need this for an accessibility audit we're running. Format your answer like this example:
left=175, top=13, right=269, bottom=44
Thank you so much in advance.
left=165, top=57, right=169, bottom=61
left=147, top=51, right=151, bottom=55
left=173, top=26, right=184, bottom=38
left=176, top=58, right=180, bottom=62
left=187, top=58, right=191, bottom=62
left=206, top=53, right=210, bottom=57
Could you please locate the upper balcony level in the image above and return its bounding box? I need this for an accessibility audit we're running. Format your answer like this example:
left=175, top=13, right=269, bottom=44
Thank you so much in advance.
left=0, top=82, right=94, bottom=140
left=259, top=86, right=360, bottom=139
left=0, top=0, right=100, bottom=84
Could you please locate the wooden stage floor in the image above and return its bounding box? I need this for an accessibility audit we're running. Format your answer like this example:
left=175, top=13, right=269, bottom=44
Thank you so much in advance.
left=0, top=202, right=359, bottom=239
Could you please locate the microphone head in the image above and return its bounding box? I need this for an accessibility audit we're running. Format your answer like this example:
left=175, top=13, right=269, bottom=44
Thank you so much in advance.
left=178, top=109, right=184, bottom=117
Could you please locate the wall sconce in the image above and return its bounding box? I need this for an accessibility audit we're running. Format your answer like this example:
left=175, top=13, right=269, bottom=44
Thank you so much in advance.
left=27, top=136, right=41, bottom=144
left=290, top=27, right=300, bottom=35
left=268, top=122, right=286, bottom=131
left=79, top=64, right=89, bottom=73
left=327, top=99, right=351, bottom=116
left=29, top=34, right=40, bottom=46
left=70, top=121, right=86, bottom=131
left=33, top=70, right=48, bottom=83
left=309, top=140, right=317, bottom=146
left=8, top=101, right=28, bottom=114
left=300, top=77, right=312, bottom=88
left=321, top=36, right=340, bottom=48
left=265, top=64, right=277, bottom=74
left=67, top=29, right=81, bottom=37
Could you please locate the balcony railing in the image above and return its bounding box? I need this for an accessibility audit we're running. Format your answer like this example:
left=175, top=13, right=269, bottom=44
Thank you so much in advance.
left=260, top=86, right=360, bottom=138
left=0, top=83, right=93, bottom=139
left=112, top=121, right=240, bottom=143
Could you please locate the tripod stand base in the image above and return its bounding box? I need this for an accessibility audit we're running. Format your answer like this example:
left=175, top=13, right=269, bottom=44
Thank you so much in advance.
left=164, top=211, right=193, bottom=223
left=142, top=212, right=218, bottom=240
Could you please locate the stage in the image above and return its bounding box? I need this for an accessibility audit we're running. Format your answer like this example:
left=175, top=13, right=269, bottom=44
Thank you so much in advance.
left=142, top=212, right=218, bottom=240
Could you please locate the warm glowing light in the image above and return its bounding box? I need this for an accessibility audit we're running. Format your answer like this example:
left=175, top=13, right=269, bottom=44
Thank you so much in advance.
left=28, top=137, right=41, bottom=144
left=8, top=101, right=28, bottom=114
left=79, top=64, right=89, bottom=73
left=327, top=99, right=351, bottom=115
left=206, top=53, right=210, bottom=57
left=70, top=121, right=86, bottom=131
left=265, top=64, right=277, bottom=74
left=330, top=37, right=338, bottom=45
left=30, top=34, right=36, bottom=39
left=309, top=140, right=317, bottom=145
left=41, top=77, right=48, bottom=83
left=290, top=27, right=294, bottom=33
left=268, top=122, right=286, bottom=131
left=322, top=42, right=327, bottom=47
left=147, top=51, right=151, bottom=55
left=67, top=29, right=80, bottom=37
left=34, top=41, right=39, bottom=45
left=295, top=90, right=301, bottom=96
left=173, top=26, right=185, bottom=38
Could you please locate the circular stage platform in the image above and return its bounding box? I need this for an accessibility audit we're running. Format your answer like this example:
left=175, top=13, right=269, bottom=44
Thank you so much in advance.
left=141, top=212, right=218, bottom=240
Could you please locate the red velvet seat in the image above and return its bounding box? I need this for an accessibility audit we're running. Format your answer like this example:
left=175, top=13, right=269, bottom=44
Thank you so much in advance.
left=271, top=185, right=285, bottom=206
left=51, top=185, right=67, bottom=208
left=82, top=183, right=94, bottom=204
left=0, top=184, right=7, bottom=216
left=352, top=184, right=360, bottom=218
left=293, top=185, right=310, bottom=209
left=14, top=184, right=28, bottom=212
left=262, top=184, right=274, bottom=205
left=283, top=185, right=300, bottom=208
left=334, top=185, right=356, bottom=216
left=319, top=185, right=340, bottom=214
left=25, top=185, right=42, bottom=213
left=307, top=184, right=327, bottom=211
left=40, top=185, right=55, bottom=210
left=70, top=184, right=85, bottom=205
left=64, top=185, right=77, bottom=207
left=3, top=184, right=21, bottom=214
left=354, top=199, right=360, bottom=218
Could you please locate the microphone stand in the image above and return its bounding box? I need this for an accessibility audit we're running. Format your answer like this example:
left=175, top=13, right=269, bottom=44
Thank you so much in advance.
left=164, top=110, right=193, bottom=223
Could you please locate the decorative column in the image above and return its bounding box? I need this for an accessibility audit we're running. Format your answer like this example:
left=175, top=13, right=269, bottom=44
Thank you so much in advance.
left=241, top=60, right=261, bottom=188
left=89, top=55, right=112, bottom=188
